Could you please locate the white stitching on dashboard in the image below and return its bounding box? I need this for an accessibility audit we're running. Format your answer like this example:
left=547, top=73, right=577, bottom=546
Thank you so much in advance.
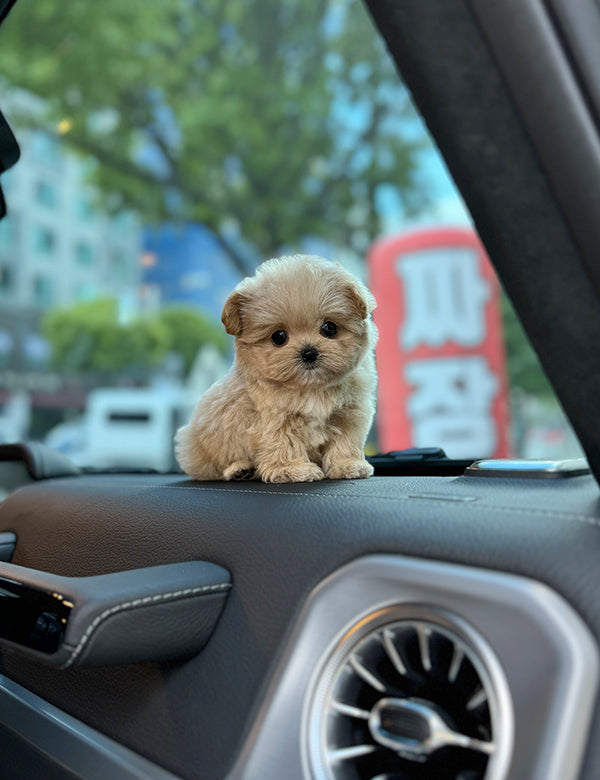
left=69, top=481, right=383, bottom=499
left=178, top=488, right=600, bottom=525
left=63, top=481, right=384, bottom=505
left=57, top=480, right=600, bottom=527
left=60, top=581, right=231, bottom=669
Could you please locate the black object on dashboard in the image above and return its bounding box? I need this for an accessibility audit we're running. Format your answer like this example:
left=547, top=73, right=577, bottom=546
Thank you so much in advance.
left=368, top=447, right=473, bottom=476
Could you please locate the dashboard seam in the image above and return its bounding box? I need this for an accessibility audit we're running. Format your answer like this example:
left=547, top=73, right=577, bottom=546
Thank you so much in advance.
left=61, top=480, right=600, bottom=527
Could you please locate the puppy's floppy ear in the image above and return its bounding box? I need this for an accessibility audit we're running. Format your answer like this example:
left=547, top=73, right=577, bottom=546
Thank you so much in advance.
left=221, top=290, right=247, bottom=335
left=345, top=280, right=376, bottom=320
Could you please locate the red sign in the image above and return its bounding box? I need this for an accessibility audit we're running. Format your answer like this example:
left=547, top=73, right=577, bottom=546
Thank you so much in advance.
left=368, top=227, right=510, bottom=459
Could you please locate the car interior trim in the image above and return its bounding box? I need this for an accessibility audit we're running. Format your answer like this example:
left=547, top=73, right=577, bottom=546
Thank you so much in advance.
left=228, top=554, right=599, bottom=780
left=0, top=673, right=181, bottom=779
left=0, top=560, right=232, bottom=668
left=544, top=0, right=600, bottom=123
left=307, top=607, right=509, bottom=779
left=3, top=470, right=600, bottom=777
left=468, top=0, right=600, bottom=300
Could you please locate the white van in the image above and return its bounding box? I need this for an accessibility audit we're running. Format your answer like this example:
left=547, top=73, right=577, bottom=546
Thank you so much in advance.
left=46, top=386, right=193, bottom=471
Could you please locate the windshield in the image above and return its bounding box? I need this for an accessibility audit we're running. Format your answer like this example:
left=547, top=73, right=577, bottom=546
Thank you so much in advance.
left=0, top=0, right=583, bottom=470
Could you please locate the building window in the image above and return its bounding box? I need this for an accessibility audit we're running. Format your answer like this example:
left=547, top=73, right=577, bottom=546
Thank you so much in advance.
left=33, top=225, right=56, bottom=255
left=33, top=275, right=53, bottom=308
left=35, top=180, right=58, bottom=208
left=75, top=242, right=94, bottom=267
left=111, top=250, right=130, bottom=281
left=75, top=195, right=94, bottom=221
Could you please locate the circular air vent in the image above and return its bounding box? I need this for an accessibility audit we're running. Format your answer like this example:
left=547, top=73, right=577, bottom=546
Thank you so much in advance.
left=305, top=608, right=509, bottom=780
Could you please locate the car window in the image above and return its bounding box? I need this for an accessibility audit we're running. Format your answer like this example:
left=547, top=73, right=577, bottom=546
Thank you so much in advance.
left=0, top=0, right=583, bottom=469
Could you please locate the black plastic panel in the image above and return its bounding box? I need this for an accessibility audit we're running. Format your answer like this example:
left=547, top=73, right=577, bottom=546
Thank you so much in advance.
left=0, top=577, right=70, bottom=654
left=0, top=725, right=81, bottom=780
left=468, top=0, right=600, bottom=301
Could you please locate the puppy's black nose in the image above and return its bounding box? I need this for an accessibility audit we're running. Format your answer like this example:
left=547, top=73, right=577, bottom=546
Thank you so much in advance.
left=301, top=346, right=319, bottom=364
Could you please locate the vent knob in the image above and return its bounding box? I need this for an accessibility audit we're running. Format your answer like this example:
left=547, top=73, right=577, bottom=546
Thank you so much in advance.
left=369, top=697, right=495, bottom=759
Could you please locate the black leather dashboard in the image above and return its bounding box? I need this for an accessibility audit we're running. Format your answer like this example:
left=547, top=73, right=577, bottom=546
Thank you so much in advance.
left=0, top=471, right=599, bottom=778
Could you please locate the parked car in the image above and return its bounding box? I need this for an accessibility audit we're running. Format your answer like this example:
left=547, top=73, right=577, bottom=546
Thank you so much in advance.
left=45, top=387, right=192, bottom=471
left=0, top=1, right=600, bottom=779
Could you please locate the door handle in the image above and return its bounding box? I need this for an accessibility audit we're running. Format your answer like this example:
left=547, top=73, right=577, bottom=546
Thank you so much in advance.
left=0, top=560, right=231, bottom=668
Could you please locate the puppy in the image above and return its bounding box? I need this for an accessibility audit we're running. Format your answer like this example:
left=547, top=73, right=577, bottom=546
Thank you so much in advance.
left=175, top=254, right=377, bottom=482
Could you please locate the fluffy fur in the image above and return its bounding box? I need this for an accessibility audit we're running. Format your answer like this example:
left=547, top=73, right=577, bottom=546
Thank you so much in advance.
left=175, top=254, right=377, bottom=482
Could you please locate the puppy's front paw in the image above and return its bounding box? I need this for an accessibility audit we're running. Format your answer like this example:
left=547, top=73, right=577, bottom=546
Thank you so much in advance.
left=260, top=462, right=325, bottom=483
left=325, top=458, right=374, bottom=480
left=223, top=461, right=256, bottom=481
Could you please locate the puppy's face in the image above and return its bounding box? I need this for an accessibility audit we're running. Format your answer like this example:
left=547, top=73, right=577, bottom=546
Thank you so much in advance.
left=222, top=255, right=376, bottom=388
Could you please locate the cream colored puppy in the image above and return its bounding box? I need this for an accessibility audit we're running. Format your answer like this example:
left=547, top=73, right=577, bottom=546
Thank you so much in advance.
left=175, top=254, right=377, bottom=482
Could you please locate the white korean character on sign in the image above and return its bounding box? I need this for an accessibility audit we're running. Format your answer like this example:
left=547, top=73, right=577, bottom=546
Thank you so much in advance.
left=396, top=248, right=491, bottom=350
left=405, top=356, right=498, bottom=458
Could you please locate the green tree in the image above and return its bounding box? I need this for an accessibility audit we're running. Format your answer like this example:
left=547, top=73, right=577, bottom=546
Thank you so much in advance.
left=159, top=306, right=229, bottom=375
left=0, top=0, right=428, bottom=272
left=43, top=299, right=228, bottom=380
left=43, top=299, right=169, bottom=378
left=501, top=293, right=554, bottom=399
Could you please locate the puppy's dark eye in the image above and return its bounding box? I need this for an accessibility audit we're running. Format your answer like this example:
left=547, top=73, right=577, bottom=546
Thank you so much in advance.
left=320, top=321, right=337, bottom=338
left=271, top=329, right=288, bottom=346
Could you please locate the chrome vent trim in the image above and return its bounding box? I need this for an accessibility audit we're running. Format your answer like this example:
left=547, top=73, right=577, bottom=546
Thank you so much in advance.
left=307, top=607, right=510, bottom=780
left=230, top=556, right=599, bottom=780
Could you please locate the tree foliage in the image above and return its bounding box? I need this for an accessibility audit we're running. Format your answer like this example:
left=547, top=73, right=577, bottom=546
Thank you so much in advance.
left=0, top=0, right=428, bottom=271
left=158, top=306, right=229, bottom=374
left=501, top=293, right=554, bottom=399
left=43, top=299, right=227, bottom=379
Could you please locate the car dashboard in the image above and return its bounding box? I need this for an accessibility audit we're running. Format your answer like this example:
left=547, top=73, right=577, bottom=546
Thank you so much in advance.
left=0, top=459, right=599, bottom=780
